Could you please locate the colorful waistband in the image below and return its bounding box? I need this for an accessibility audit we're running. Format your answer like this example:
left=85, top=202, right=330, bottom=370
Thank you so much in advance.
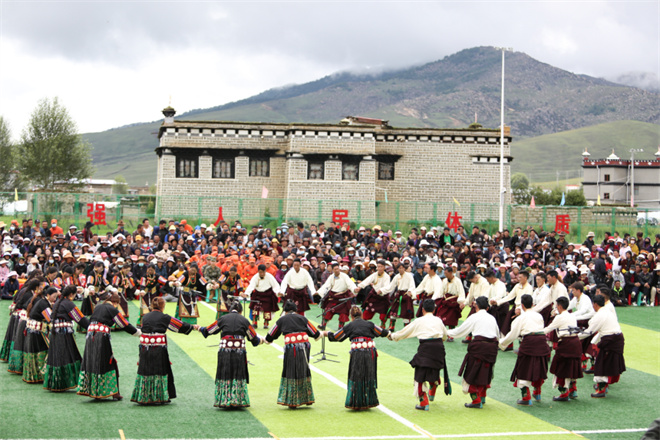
left=53, top=321, right=74, bottom=329
left=220, top=338, right=245, bottom=349
left=350, top=337, right=375, bottom=350
left=140, top=333, right=167, bottom=346
left=284, top=332, right=309, bottom=344
left=18, top=310, right=28, bottom=320
left=88, top=323, right=110, bottom=333
left=26, top=319, right=44, bottom=331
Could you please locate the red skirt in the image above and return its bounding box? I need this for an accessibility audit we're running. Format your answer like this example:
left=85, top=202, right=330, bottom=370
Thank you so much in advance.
left=323, top=291, right=352, bottom=316
left=549, top=336, right=584, bottom=380
left=458, top=336, right=498, bottom=386
left=285, top=287, right=310, bottom=313
left=510, top=334, right=551, bottom=383
left=594, top=334, right=626, bottom=377
left=389, top=291, right=414, bottom=319
left=435, top=297, right=461, bottom=327
left=363, top=288, right=391, bottom=314
left=250, top=288, right=280, bottom=313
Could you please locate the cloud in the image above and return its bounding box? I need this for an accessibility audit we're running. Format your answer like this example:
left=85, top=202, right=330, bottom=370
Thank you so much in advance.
left=0, top=0, right=658, bottom=135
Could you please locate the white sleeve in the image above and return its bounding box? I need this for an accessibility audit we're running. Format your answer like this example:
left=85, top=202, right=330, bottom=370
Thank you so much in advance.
left=447, top=314, right=475, bottom=339
left=306, top=270, right=316, bottom=295
left=499, top=314, right=523, bottom=349
left=244, top=275, right=258, bottom=297
left=358, top=273, right=375, bottom=289
left=279, top=270, right=291, bottom=293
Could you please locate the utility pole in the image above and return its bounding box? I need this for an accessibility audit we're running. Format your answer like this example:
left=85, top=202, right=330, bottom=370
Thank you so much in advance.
left=495, top=47, right=512, bottom=233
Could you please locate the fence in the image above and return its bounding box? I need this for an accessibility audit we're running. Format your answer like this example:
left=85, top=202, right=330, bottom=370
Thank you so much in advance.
left=0, top=192, right=659, bottom=243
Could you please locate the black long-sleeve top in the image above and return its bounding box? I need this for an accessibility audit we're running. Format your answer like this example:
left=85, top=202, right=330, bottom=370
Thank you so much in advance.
left=51, top=298, right=89, bottom=329
left=265, top=312, right=320, bottom=343
left=201, top=311, right=260, bottom=346
left=89, top=303, right=139, bottom=335
left=141, top=310, right=193, bottom=335
left=327, top=318, right=389, bottom=342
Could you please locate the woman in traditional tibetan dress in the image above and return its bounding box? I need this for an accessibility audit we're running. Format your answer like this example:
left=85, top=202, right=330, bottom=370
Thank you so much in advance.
left=265, top=299, right=321, bottom=408
left=78, top=291, right=141, bottom=400
left=1, top=273, right=43, bottom=362
left=136, top=266, right=166, bottom=327
left=174, top=266, right=206, bottom=325
left=325, top=306, right=390, bottom=410
left=7, top=278, right=46, bottom=374
left=44, top=285, right=90, bottom=391
left=200, top=300, right=263, bottom=408
left=130, top=297, right=196, bottom=405
left=22, top=286, right=59, bottom=383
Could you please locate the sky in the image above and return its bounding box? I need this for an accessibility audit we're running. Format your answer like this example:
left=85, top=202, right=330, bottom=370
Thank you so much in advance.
left=0, top=0, right=658, bottom=137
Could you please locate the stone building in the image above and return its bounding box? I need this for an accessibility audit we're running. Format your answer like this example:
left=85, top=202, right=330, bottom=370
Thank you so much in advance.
left=155, top=108, right=512, bottom=224
left=582, top=148, right=660, bottom=208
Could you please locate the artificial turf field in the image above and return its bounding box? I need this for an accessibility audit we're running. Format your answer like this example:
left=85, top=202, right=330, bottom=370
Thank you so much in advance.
left=0, top=300, right=658, bottom=440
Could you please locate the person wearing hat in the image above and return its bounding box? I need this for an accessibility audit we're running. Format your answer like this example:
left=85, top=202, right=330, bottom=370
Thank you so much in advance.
left=317, top=262, right=358, bottom=330
left=171, top=264, right=207, bottom=325
left=499, top=294, right=551, bottom=405
left=279, top=258, right=316, bottom=316
left=1, top=271, right=19, bottom=300
left=356, top=260, right=391, bottom=329
left=243, top=264, right=280, bottom=329
left=383, top=262, right=416, bottom=331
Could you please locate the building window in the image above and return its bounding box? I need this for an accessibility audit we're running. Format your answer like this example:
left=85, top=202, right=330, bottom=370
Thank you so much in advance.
left=250, top=158, right=270, bottom=177
left=308, top=161, right=324, bottom=180
left=176, top=156, right=198, bottom=178
left=342, top=162, right=359, bottom=181
left=604, top=193, right=610, bottom=200
left=213, top=158, right=234, bottom=179
left=378, top=162, right=395, bottom=180
left=604, top=174, right=610, bottom=182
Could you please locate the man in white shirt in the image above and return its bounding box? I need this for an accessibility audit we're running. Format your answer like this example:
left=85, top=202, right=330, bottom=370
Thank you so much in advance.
left=579, top=295, right=625, bottom=398
left=244, top=264, right=281, bottom=329
left=384, top=262, right=416, bottom=330
left=435, top=266, right=465, bottom=333
left=543, top=297, right=583, bottom=402
left=565, top=281, right=596, bottom=372
left=485, top=270, right=509, bottom=332
left=461, top=271, right=490, bottom=343
left=497, top=271, right=533, bottom=341
left=447, top=297, right=499, bottom=409
left=356, top=260, right=391, bottom=328
left=317, top=262, right=357, bottom=329
left=531, top=272, right=553, bottom=326
left=280, top=258, right=316, bottom=316
left=389, top=299, right=449, bottom=411
left=499, top=294, right=551, bottom=405
left=547, top=270, right=569, bottom=314
left=413, top=263, right=443, bottom=318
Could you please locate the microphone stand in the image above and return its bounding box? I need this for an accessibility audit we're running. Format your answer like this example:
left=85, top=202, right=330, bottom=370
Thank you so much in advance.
left=313, top=297, right=352, bottom=363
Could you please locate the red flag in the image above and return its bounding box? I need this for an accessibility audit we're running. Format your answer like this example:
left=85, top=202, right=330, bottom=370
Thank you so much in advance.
left=530, top=196, right=536, bottom=209
left=261, top=186, right=269, bottom=199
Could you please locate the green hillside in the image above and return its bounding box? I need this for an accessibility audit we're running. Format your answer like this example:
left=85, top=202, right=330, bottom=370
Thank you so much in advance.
left=83, top=46, right=660, bottom=185
left=512, top=120, right=660, bottom=183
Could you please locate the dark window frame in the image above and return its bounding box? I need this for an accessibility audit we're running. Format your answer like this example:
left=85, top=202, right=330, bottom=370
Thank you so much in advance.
left=249, top=157, right=270, bottom=177
left=308, top=160, right=325, bottom=180
left=342, top=161, right=360, bottom=181
left=176, top=155, right=199, bottom=178
left=604, top=193, right=610, bottom=200
left=377, top=161, right=395, bottom=180
left=604, top=174, right=610, bottom=182
left=212, top=157, right=235, bottom=179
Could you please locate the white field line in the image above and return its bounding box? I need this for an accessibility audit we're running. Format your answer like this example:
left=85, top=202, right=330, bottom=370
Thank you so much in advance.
left=197, top=301, right=433, bottom=438
left=5, top=428, right=650, bottom=440
left=195, top=302, right=648, bottom=440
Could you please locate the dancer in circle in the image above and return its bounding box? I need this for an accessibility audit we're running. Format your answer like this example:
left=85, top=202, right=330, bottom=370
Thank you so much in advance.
left=265, top=299, right=321, bottom=408
left=44, top=285, right=90, bottom=391
left=131, top=297, right=197, bottom=405
left=78, top=291, right=141, bottom=401
left=199, top=299, right=264, bottom=408
left=324, top=305, right=390, bottom=410
left=23, top=286, right=59, bottom=383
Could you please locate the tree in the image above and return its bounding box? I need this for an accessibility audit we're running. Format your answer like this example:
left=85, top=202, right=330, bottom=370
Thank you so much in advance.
left=112, top=175, right=129, bottom=195
left=511, top=172, right=531, bottom=203
left=0, top=116, right=19, bottom=192
left=17, top=97, right=93, bottom=191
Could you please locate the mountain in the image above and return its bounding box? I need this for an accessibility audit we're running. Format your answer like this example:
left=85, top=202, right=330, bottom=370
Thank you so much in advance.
left=512, top=120, right=660, bottom=183
left=83, top=46, right=660, bottom=185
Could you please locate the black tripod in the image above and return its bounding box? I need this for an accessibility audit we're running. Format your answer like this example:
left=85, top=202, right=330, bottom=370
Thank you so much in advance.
left=313, top=298, right=352, bottom=363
